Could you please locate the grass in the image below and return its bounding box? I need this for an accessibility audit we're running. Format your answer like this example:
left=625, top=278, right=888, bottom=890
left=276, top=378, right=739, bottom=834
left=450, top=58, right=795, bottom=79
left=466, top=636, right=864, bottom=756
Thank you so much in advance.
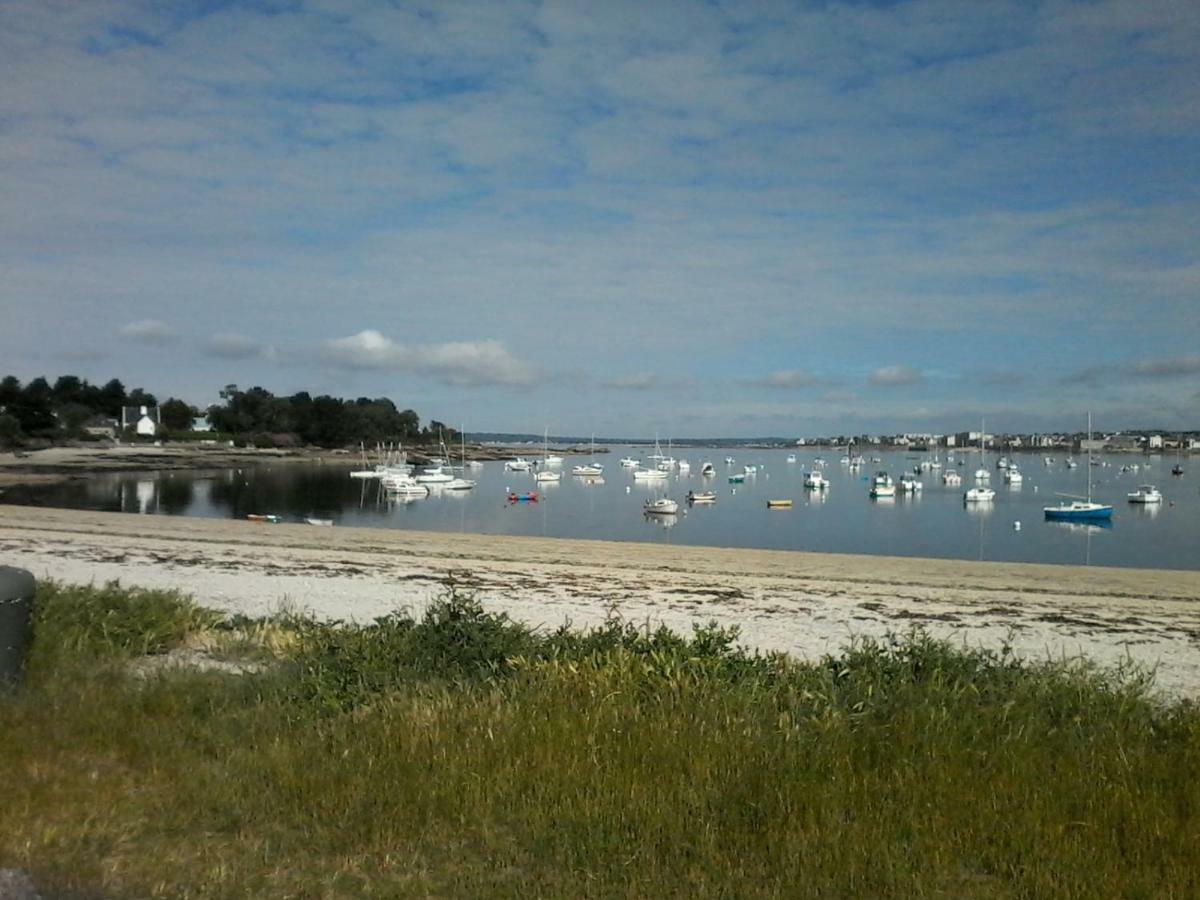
left=1, top=581, right=1199, bottom=898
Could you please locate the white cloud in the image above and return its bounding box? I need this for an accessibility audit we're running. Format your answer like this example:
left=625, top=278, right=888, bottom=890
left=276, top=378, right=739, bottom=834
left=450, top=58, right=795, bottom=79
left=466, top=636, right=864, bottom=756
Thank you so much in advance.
left=118, top=319, right=177, bottom=343
left=604, top=372, right=660, bottom=390
left=321, top=330, right=536, bottom=387
left=205, top=333, right=277, bottom=361
left=868, top=365, right=922, bottom=387
left=745, top=369, right=821, bottom=389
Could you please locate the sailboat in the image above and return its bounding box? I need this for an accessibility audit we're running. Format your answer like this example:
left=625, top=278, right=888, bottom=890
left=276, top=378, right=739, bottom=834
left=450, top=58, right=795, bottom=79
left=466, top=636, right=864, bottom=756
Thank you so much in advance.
left=445, top=428, right=477, bottom=491
left=964, top=421, right=996, bottom=502
left=535, top=427, right=562, bottom=482
left=572, top=434, right=603, bottom=476
left=633, top=435, right=668, bottom=480
left=1044, top=413, right=1113, bottom=521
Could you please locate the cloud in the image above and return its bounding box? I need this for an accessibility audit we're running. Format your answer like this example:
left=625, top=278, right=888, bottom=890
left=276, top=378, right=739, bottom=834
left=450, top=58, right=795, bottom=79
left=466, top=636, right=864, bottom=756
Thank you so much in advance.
left=321, top=330, right=536, bottom=387
left=1127, top=356, right=1200, bottom=378
left=744, top=369, right=821, bottom=389
left=205, top=333, right=277, bottom=361
left=868, top=365, right=921, bottom=387
left=118, top=319, right=176, bottom=343
left=603, top=372, right=660, bottom=390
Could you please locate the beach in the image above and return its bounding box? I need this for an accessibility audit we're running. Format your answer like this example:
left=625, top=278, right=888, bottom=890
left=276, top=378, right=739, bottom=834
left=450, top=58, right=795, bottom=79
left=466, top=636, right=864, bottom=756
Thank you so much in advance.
left=3, top=504, right=1199, bottom=696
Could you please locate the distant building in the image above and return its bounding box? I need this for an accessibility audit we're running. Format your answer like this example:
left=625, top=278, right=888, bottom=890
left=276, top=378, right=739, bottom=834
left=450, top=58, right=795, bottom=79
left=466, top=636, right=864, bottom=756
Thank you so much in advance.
left=1106, top=434, right=1141, bottom=451
left=121, top=405, right=160, bottom=437
left=191, top=416, right=214, bottom=433
left=1148, top=434, right=1163, bottom=449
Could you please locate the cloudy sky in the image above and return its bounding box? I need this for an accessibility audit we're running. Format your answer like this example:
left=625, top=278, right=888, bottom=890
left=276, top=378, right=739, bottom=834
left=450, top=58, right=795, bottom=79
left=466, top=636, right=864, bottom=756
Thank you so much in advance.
left=2, top=0, right=1198, bottom=437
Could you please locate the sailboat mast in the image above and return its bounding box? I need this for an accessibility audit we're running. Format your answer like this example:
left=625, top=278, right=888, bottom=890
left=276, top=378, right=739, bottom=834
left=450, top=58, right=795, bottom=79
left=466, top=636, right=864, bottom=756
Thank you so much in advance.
left=1087, top=411, right=1092, bottom=502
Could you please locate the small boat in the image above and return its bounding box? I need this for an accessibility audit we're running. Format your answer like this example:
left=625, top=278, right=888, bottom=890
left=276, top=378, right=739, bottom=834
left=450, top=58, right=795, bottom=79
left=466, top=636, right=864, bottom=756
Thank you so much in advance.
left=1044, top=413, right=1113, bottom=522
left=942, top=469, right=962, bottom=486
left=766, top=499, right=793, bottom=508
left=677, top=459, right=691, bottom=473
left=534, top=469, right=562, bottom=482
left=700, top=462, right=716, bottom=477
left=1172, top=464, right=1184, bottom=476
left=572, top=434, right=604, bottom=476
left=304, top=517, right=333, bottom=527
left=415, top=466, right=454, bottom=484
left=445, top=477, right=477, bottom=490
left=505, top=457, right=533, bottom=471
left=246, top=514, right=282, bottom=524
left=1127, top=485, right=1163, bottom=504
left=996, top=456, right=1009, bottom=470
left=508, top=491, right=538, bottom=503
left=728, top=472, right=746, bottom=483
left=644, top=497, right=679, bottom=515
left=813, top=457, right=826, bottom=465
left=964, top=486, right=996, bottom=503
left=724, top=456, right=736, bottom=465
left=869, top=471, right=895, bottom=498
left=633, top=466, right=668, bottom=480
left=1004, top=467, right=1023, bottom=485
left=1065, top=458, right=1078, bottom=469
left=620, top=456, right=640, bottom=468
left=898, top=473, right=923, bottom=493
left=804, top=471, right=829, bottom=489
left=786, top=454, right=797, bottom=463
left=686, top=490, right=717, bottom=504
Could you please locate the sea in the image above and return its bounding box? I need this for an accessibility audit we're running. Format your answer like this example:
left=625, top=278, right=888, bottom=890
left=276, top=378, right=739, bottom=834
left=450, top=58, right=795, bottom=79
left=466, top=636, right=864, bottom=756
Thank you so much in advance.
left=3, top=446, right=1196, bottom=570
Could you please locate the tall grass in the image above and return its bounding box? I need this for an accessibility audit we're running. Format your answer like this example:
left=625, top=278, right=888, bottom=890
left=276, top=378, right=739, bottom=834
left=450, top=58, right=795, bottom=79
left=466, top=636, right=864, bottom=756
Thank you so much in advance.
left=1, top=581, right=1198, bottom=898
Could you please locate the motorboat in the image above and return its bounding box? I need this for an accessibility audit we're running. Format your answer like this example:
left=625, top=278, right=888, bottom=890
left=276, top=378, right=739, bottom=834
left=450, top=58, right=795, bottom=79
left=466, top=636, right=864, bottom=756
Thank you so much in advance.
left=677, top=459, right=691, bottom=473
left=898, top=473, right=923, bottom=493
left=786, top=454, right=797, bottom=463
left=724, top=456, right=735, bottom=465
left=445, top=477, right=477, bottom=491
left=633, top=466, right=668, bottom=480
left=505, top=457, right=533, bottom=471
left=644, top=497, right=679, bottom=515
left=743, top=464, right=757, bottom=475
left=700, top=461, right=716, bottom=477
left=415, top=465, right=454, bottom=484
left=572, top=463, right=604, bottom=476
left=942, top=470, right=962, bottom=486
left=964, top=486, right=996, bottom=503
left=728, top=472, right=746, bottom=483
left=686, top=490, right=717, bottom=504
left=1004, top=467, right=1023, bottom=485
left=383, top=474, right=429, bottom=497
left=1127, top=485, right=1162, bottom=504
left=620, top=456, right=640, bottom=468
left=534, top=469, right=562, bottom=483
left=869, top=471, right=895, bottom=498
left=804, top=471, right=829, bottom=490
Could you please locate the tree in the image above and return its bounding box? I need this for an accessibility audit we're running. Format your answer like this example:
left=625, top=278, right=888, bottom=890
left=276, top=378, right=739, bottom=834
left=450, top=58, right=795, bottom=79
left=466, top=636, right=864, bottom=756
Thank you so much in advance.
left=161, top=398, right=196, bottom=432
left=98, top=379, right=126, bottom=417
left=15, top=377, right=56, bottom=434
left=127, top=387, right=157, bottom=408
left=0, top=413, right=22, bottom=447
left=0, top=376, right=20, bottom=413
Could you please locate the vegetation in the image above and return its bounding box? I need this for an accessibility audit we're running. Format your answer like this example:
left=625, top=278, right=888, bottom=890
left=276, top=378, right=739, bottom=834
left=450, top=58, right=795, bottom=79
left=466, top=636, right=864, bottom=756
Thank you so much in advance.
left=0, top=374, right=455, bottom=449
left=2, top=581, right=1199, bottom=898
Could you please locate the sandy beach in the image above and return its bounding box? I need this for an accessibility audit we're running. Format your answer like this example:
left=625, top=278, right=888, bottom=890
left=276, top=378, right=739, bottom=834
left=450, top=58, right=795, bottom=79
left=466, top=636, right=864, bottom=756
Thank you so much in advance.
left=3, top=504, right=1199, bottom=695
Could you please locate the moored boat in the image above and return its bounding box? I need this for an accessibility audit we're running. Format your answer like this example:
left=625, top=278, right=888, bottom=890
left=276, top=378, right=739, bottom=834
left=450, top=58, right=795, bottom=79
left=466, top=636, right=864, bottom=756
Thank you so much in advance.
left=644, top=497, right=679, bottom=515
left=766, top=499, right=793, bottom=508
left=686, top=490, right=717, bottom=504
left=1126, top=485, right=1162, bottom=504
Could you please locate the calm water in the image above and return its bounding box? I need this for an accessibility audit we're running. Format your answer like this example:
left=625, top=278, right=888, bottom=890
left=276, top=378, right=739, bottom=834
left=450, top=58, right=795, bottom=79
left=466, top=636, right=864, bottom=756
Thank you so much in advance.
left=4, top=447, right=1197, bottom=570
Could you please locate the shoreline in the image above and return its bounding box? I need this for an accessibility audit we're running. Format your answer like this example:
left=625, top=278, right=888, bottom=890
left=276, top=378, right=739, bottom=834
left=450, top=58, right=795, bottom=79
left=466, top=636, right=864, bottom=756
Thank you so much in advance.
left=3, top=505, right=1200, bottom=696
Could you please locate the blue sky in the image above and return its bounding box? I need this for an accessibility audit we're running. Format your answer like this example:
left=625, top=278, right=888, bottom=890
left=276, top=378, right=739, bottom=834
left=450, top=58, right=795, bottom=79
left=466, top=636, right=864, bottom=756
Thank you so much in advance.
left=2, top=0, right=1198, bottom=436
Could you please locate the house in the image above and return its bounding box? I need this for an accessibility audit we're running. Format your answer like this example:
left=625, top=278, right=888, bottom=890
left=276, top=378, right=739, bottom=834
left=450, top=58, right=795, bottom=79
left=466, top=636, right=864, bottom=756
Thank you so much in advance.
left=121, top=405, right=161, bottom=437
left=82, top=416, right=117, bottom=439
left=191, top=416, right=214, bottom=433
left=1148, top=435, right=1163, bottom=450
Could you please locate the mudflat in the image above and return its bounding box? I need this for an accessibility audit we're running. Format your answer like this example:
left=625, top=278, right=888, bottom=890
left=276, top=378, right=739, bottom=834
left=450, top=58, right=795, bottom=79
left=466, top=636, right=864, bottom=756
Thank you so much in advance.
left=2, top=504, right=1199, bottom=695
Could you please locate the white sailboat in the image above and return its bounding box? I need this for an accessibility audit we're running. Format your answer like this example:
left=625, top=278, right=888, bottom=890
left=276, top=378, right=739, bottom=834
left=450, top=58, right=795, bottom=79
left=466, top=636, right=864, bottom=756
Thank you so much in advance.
left=572, top=434, right=603, bottom=476
left=965, top=422, right=996, bottom=502
left=535, top=427, right=561, bottom=483
left=445, top=428, right=476, bottom=491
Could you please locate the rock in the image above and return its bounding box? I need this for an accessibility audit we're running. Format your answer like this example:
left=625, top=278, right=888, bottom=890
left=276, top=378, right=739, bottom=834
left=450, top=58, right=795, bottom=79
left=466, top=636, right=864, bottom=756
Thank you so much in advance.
left=0, top=869, right=41, bottom=900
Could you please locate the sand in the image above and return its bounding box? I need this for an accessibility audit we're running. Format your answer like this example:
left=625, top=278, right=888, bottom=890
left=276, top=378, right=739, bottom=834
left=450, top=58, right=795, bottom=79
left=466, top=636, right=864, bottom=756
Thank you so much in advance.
left=2, top=504, right=1199, bottom=696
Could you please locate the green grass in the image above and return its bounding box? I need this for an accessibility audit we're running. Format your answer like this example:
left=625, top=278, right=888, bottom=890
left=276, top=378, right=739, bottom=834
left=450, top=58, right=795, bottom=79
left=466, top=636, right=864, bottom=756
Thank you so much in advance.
left=1, top=581, right=1198, bottom=898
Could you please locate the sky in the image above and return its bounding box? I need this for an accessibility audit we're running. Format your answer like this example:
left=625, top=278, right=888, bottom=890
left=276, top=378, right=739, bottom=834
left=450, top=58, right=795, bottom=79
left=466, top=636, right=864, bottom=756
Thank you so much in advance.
left=2, top=0, right=1198, bottom=438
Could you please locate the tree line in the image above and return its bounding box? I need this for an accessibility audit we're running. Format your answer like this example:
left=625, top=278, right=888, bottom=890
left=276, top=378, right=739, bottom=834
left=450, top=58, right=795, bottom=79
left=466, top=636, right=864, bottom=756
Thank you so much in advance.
left=0, top=375, right=451, bottom=449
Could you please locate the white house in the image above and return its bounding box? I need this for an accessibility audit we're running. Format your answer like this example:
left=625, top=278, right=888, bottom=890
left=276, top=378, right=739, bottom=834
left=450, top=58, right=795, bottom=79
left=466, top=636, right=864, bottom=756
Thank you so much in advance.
left=121, top=405, right=161, bottom=437
left=1148, top=434, right=1163, bottom=450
